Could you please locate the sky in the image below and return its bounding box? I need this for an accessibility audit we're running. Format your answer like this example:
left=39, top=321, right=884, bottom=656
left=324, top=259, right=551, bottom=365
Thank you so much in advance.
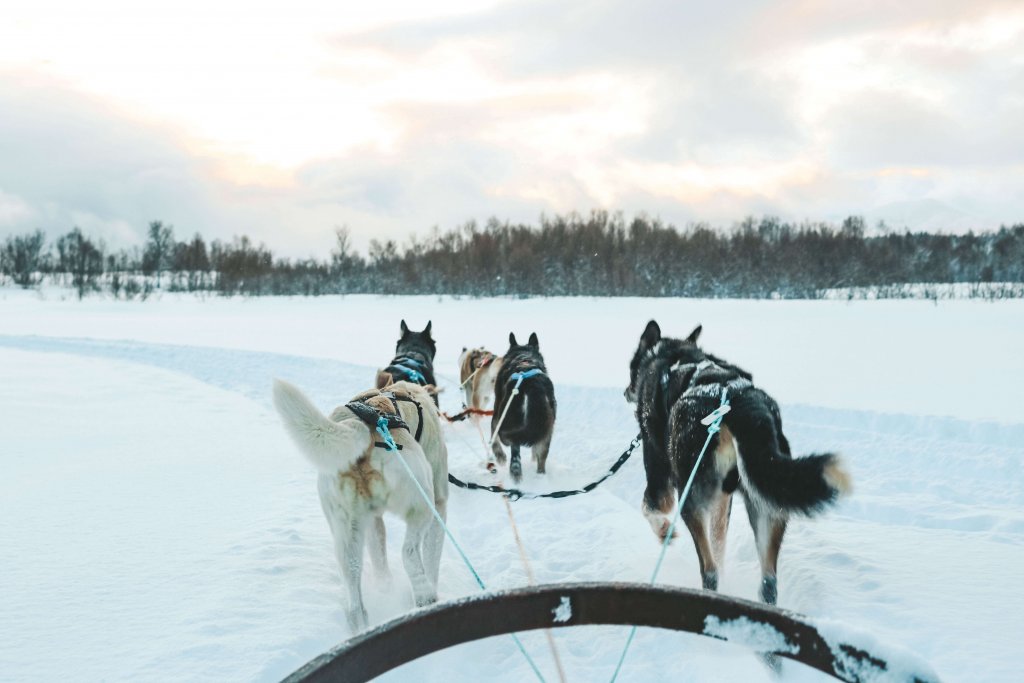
left=1, top=0, right=1023, bottom=256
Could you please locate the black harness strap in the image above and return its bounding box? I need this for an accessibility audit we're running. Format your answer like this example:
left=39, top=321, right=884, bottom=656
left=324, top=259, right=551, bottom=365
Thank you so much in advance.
left=381, top=392, right=425, bottom=442
left=345, top=400, right=409, bottom=451
left=447, top=433, right=642, bottom=501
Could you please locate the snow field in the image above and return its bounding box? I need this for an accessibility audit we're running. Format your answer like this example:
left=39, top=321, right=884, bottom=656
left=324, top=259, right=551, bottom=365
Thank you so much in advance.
left=1, top=290, right=1022, bottom=682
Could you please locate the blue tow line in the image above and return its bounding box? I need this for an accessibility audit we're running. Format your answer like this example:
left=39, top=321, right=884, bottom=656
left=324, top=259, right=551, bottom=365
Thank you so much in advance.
left=609, top=386, right=732, bottom=683
left=374, top=417, right=549, bottom=683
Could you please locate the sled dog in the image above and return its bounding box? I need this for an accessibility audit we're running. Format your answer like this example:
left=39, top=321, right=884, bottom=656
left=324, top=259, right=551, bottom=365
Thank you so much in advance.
left=491, top=332, right=557, bottom=483
left=272, top=379, right=449, bottom=631
left=457, top=346, right=502, bottom=418
left=377, top=320, right=438, bottom=404
left=625, top=321, right=851, bottom=604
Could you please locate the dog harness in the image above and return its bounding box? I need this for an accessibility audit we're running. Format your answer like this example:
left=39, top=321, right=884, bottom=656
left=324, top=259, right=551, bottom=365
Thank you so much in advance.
left=380, top=391, right=425, bottom=442
left=389, top=363, right=426, bottom=384
left=510, top=367, right=544, bottom=382
left=387, top=352, right=430, bottom=385
left=657, top=359, right=752, bottom=422
left=346, top=400, right=409, bottom=450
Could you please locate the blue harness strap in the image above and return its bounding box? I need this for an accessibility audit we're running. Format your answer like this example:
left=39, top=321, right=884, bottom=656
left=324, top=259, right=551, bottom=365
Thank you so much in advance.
left=510, top=367, right=543, bottom=382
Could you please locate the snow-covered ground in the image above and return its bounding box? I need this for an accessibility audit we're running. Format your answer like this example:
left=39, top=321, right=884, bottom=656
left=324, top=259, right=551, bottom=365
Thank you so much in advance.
left=1, top=288, right=1022, bottom=682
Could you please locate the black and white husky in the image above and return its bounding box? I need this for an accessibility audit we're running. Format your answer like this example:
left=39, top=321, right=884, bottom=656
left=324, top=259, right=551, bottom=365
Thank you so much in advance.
left=490, top=332, right=557, bottom=483
left=625, top=321, right=851, bottom=604
left=377, top=320, right=438, bottom=404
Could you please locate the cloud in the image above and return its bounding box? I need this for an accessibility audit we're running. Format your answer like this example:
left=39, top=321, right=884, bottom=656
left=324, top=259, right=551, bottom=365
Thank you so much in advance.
left=2, top=1, right=1023, bottom=258
left=0, top=189, right=34, bottom=228
left=0, top=74, right=229, bottom=245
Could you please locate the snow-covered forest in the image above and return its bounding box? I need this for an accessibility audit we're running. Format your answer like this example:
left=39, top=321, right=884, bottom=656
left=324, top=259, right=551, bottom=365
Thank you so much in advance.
left=4, top=212, right=1023, bottom=299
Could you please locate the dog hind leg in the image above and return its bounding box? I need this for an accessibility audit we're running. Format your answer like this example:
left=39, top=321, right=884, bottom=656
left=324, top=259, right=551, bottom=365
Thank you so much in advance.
left=683, top=508, right=719, bottom=591
left=710, top=491, right=733, bottom=570
left=490, top=395, right=508, bottom=465
left=744, top=495, right=787, bottom=604
left=533, top=434, right=551, bottom=475
left=509, top=444, right=522, bottom=483
left=367, top=516, right=392, bottom=586
left=331, top=515, right=369, bottom=632
left=421, top=498, right=445, bottom=592
left=402, top=511, right=437, bottom=607
left=490, top=435, right=508, bottom=465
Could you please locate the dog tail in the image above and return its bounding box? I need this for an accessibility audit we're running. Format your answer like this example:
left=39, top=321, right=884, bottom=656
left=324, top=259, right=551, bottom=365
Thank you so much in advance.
left=727, top=392, right=851, bottom=516
left=272, top=379, right=369, bottom=473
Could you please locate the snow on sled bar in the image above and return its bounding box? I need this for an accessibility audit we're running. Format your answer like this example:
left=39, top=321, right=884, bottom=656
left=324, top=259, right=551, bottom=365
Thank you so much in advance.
left=281, top=582, right=940, bottom=683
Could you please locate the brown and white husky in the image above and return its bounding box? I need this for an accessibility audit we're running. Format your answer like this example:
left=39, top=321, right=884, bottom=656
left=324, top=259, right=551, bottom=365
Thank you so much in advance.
left=457, top=346, right=502, bottom=419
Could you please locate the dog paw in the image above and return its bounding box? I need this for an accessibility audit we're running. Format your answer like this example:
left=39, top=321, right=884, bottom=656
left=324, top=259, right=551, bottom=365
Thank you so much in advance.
left=346, top=607, right=369, bottom=633
left=760, top=653, right=782, bottom=675
left=656, top=519, right=678, bottom=543
left=485, top=461, right=498, bottom=474
left=414, top=592, right=438, bottom=607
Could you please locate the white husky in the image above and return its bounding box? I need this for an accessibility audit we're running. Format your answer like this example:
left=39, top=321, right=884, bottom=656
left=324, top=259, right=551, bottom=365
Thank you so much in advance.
left=272, top=379, right=448, bottom=632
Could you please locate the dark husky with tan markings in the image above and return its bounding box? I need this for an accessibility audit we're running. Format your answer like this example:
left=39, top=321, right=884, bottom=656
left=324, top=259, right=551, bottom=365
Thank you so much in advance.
left=625, top=320, right=851, bottom=604
left=376, top=320, right=438, bottom=405
left=491, top=332, right=556, bottom=483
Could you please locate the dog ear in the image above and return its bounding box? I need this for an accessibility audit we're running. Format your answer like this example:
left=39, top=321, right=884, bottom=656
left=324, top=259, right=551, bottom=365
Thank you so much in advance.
left=528, top=332, right=539, bottom=348
left=400, top=319, right=409, bottom=335
left=422, top=384, right=443, bottom=397
left=423, top=320, right=432, bottom=336
left=641, top=320, right=661, bottom=348
left=375, top=369, right=394, bottom=389
left=509, top=332, right=518, bottom=346
left=686, top=324, right=703, bottom=344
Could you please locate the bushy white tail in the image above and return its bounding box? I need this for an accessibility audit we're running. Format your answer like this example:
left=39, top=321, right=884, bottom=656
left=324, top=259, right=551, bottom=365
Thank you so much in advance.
left=272, top=379, right=369, bottom=473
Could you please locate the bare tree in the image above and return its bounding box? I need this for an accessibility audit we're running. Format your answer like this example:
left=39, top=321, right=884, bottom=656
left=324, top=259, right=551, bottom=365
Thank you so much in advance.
left=142, top=220, right=175, bottom=287
left=56, top=228, right=104, bottom=299
left=1, top=230, right=47, bottom=287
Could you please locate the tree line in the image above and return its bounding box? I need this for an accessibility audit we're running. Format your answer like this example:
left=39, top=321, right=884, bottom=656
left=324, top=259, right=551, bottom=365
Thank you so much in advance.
left=2, top=213, right=1023, bottom=299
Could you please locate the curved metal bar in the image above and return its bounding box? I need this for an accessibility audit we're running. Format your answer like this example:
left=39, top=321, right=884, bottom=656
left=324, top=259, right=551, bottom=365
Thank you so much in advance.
left=283, top=582, right=939, bottom=683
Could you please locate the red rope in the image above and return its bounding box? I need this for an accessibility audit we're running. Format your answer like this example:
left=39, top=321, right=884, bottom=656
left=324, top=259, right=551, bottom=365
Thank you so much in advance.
left=442, top=407, right=494, bottom=422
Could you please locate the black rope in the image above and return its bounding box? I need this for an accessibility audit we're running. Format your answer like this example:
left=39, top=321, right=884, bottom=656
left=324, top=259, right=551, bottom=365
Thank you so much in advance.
left=447, top=433, right=643, bottom=501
